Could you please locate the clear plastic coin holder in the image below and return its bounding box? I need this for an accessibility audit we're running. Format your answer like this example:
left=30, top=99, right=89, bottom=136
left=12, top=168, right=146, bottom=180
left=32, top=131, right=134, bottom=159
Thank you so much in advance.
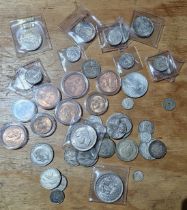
left=89, top=164, right=129, bottom=205
left=10, top=16, right=52, bottom=57
left=146, top=51, right=184, bottom=82
left=97, top=17, right=130, bottom=53
left=113, top=46, right=143, bottom=76
left=130, top=10, right=164, bottom=48
left=59, top=6, right=101, bottom=48
left=8, top=59, right=50, bottom=98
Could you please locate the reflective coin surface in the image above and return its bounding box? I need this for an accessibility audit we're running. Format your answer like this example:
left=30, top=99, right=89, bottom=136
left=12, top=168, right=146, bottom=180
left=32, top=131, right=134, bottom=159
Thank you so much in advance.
left=99, top=138, right=116, bottom=158
left=139, top=140, right=155, bottom=160
left=55, top=174, right=68, bottom=191
left=162, top=98, right=176, bottom=111
left=50, top=190, right=65, bottom=204
left=152, top=55, right=169, bottom=72
left=25, top=67, right=43, bottom=85
left=119, top=53, right=135, bottom=69
left=149, top=140, right=167, bottom=159
left=64, top=146, right=79, bottom=166
left=107, top=27, right=123, bottom=46
left=77, top=149, right=98, bottom=167
left=133, top=170, right=144, bottom=182
left=65, top=46, right=81, bottom=63
left=139, top=132, right=152, bottom=143
left=122, top=97, right=134, bottom=110
left=122, top=72, right=148, bottom=98
left=95, top=173, right=124, bottom=203
left=82, top=59, right=101, bottom=79
left=138, top=120, right=154, bottom=134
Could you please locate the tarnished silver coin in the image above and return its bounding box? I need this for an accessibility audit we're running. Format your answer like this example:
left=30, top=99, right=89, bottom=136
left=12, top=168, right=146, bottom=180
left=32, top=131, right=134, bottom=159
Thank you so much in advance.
left=133, top=170, right=144, bottom=182
left=99, top=138, right=116, bottom=158
left=116, top=139, right=138, bottom=161
left=30, top=143, right=54, bottom=166
left=87, top=115, right=102, bottom=124
left=55, top=174, right=68, bottom=191
left=40, top=168, right=61, bottom=190
left=152, top=55, right=169, bottom=72
left=64, top=146, right=79, bottom=166
left=119, top=53, right=135, bottom=69
left=77, top=149, right=98, bottom=167
left=25, top=67, right=43, bottom=85
left=65, top=46, right=81, bottom=63
left=122, top=72, right=148, bottom=98
left=139, top=140, right=155, bottom=160
left=122, top=97, right=134, bottom=110
left=107, top=27, right=123, bottom=46
left=149, top=140, right=167, bottom=159
left=50, top=189, right=65, bottom=204
left=82, top=59, right=101, bottom=79
left=12, top=99, right=37, bottom=122
left=133, top=16, right=154, bottom=38
left=138, top=120, right=154, bottom=134
left=139, top=132, right=152, bottom=143
left=162, top=98, right=176, bottom=111
left=95, top=173, right=124, bottom=203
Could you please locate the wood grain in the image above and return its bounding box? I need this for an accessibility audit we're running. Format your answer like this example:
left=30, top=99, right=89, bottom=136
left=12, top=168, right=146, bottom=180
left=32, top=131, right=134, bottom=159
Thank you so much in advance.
left=0, top=0, right=187, bottom=210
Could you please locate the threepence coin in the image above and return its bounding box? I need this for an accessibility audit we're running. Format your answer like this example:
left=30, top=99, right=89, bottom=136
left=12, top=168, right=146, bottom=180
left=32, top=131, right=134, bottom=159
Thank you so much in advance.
left=65, top=46, right=81, bottom=63
left=133, top=170, right=144, bottom=182
left=64, top=146, right=79, bottom=166
left=139, top=132, right=152, bottom=143
left=138, top=120, right=154, bottom=134
left=55, top=174, right=68, bottom=191
left=152, top=55, right=169, bottom=72
left=99, top=138, right=116, bottom=158
left=122, top=97, right=134, bottom=110
left=162, top=98, right=176, bottom=111
left=139, top=140, right=155, bottom=160
left=118, top=53, right=135, bottom=69
left=106, top=27, right=123, bottom=46
left=50, top=190, right=65, bottom=204
left=149, top=140, right=167, bottom=159
left=25, top=67, right=43, bottom=85
left=82, top=59, right=101, bottom=79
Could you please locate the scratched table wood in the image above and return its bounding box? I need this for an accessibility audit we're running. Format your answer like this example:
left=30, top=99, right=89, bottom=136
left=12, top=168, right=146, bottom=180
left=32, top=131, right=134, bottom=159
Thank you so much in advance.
left=0, top=0, right=187, bottom=210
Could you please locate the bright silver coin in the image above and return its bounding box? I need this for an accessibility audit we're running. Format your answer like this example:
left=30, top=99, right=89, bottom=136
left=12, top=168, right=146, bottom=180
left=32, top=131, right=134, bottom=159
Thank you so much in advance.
left=139, top=132, right=152, bottom=143
left=122, top=97, right=134, bottom=110
left=25, top=67, right=43, bottom=85
left=82, top=59, right=101, bottom=79
left=138, top=120, right=154, bottom=134
left=139, top=140, right=155, bottom=160
left=65, top=46, right=81, bottom=63
left=64, top=146, right=79, bottom=166
left=107, top=27, right=123, bottom=46
left=152, top=55, right=169, bottom=72
left=119, top=53, right=135, bottom=69
left=99, top=138, right=116, bottom=158
left=133, top=170, right=144, bottom=182
left=55, top=174, right=68, bottom=191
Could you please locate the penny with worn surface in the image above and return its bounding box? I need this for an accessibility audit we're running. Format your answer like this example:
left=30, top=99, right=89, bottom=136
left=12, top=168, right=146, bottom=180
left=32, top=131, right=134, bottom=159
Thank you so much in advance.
left=40, top=168, right=61, bottom=190
left=97, top=70, right=121, bottom=96
left=133, top=170, right=144, bottom=182
left=34, top=83, right=61, bottom=109
left=12, top=99, right=38, bottom=122
left=99, top=138, right=116, bottom=158
left=139, top=140, right=155, bottom=160
left=25, top=67, right=43, bottom=85
left=55, top=100, right=82, bottom=125
left=87, top=115, right=102, bottom=124
left=30, top=143, right=54, bottom=166
left=116, top=139, right=138, bottom=162
left=61, top=72, right=89, bottom=98
left=122, top=97, right=134, bottom=110
left=162, top=98, right=176, bottom=111
left=122, top=72, right=148, bottom=98
left=65, top=46, right=81, bottom=63
left=139, top=132, right=152, bottom=143
left=30, top=113, right=57, bottom=137
left=64, top=146, right=79, bottom=166
left=55, top=174, right=68, bottom=191
left=149, top=140, right=167, bottom=159
left=0, top=123, right=28, bottom=150
left=152, top=55, right=169, bottom=72
left=138, top=120, right=154, bottom=134
left=133, top=16, right=154, bottom=38
left=95, top=173, right=124, bottom=203
left=50, top=189, right=65, bottom=204
left=77, top=149, right=98, bottom=167
left=119, top=53, right=135, bottom=69
left=107, top=27, right=123, bottom=46
left=82, top=59, right=101, bottom=79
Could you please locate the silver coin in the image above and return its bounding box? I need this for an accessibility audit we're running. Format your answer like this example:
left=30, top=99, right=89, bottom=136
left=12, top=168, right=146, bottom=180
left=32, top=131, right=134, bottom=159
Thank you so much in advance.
left=77, top=149, right=98, bottom=167
left=116, top=139, right=138, bottom=161
left=162, top=98, right=176, bottom=111
left=121, top=24, right=130, bottom=43
left=138, top=120, right=154, bottom=134
left=55, top=174, right=68, bottom=191
left=149, top=140, right=167, bottom=159
left=65, top=46, right=81, bottom=63
left=122, top=72, right=148, bottom=98
left=64, top=146, right=79, bottom=166
left=122, top=97, right=134, bottom=110
left=50, top=189, right=65, bottom=204
left=119, top=53, right=135, bottom=69
left=25, top=67, right=43, bottom=85
left=40, top=168, right=61, bottom=190
left=139, top=140, right=155, bottom=160
left=133, top=170, right=144, bottom=182
left=30, top=143, right=54, bottom=166
left=133, top=16, right=154, bottom=38
left=99, top=138, right=116, bottom=158
left=107, top=27, right=123, bottom=46
left=82, top=59, right=101, bottom=79
left=152, top=55, right=169, bottom=72
left=87, top=115, right=102, bottom=124
left=95, top=173, right=124, bottom=203
left=12, top=99, right=37, bottom=122
left=139, top=132, right=152, bottom=143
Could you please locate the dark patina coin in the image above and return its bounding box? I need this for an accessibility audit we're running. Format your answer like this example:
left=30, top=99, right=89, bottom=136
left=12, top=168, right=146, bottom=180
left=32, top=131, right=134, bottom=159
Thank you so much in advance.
left=99, top=138, right=116, bottom=158
left=149, top=140, right=167, bottom=159
left=162, top=98, right=176, bottom=111
left=50, top=189, right=65, bottom=204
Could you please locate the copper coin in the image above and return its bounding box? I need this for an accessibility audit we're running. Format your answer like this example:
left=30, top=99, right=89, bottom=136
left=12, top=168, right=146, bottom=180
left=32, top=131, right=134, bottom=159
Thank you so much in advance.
left=0, top=123, right=28, bottom=149
left=30, top=113, right=57, bottom=137
left=34, top=83, right=61, bottom=109
left=55, top=100, right=82, bottom=125
left=61, top=72, right=89, bottom=98
left=85, top=92, right=108, bottom=115
left=96, top=70, right=121, bottom=95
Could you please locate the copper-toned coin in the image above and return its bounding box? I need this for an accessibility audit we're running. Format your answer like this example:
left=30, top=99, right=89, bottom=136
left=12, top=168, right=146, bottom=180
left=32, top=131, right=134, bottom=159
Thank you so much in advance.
left=85, top=92, right=108, bottom=115
left=30, top=113, right=57, bottom=137
left=0, top=123, right=28, bottom=149
left=61, top=72, right=89, bottom=98
left=34, top=83, right=61, bottom=109
left=55, top=100, right=82, bottom=125
left=96, top=70, right=121, bottom=95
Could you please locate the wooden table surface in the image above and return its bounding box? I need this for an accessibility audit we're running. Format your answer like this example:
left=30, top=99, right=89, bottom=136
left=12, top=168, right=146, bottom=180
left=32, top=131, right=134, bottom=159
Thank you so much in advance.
left=0, top=0, right=187, bottom=210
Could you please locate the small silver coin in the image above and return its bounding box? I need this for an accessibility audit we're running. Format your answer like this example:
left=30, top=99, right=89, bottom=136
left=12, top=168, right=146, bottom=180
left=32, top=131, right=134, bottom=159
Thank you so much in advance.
left=138, top=120, right=154, bottom=134
left=139, top=132, right=152, bottom=143
left=82, top=59, right=101, bottom=79
left=87, top=115, right=102, bottom=124
left=149, top=140, right=167, bottom=159
left=162, top=98, right=176, bottom=111
left=122, top=97, right=134, bottom=110
left=95, top=173, right=124, bottom=203
left=12, top=99, right=37, bottom=122
left=139, top=140, right=155, bottom=160
left=152, top=55, right=169, bottom=72
left=55, top=174, right=68, bottom=191
left=64, top=146, right=79, bottom=166
left=107, top=27, right=123, bottom=46
left=122, top=72, right=148, bottom=98
left=116, top=139, right=138, bottom=162
left=30, top=143, right=54, bottom=166
left=133, top=16, right=154, bottom=38
left=50, top=189, right=65, bottom=204
left=99, top=138, right=116, bottom=158
left=77, top=149, right=98, bottom=167
left=119, top=53, right=135, bottom=69
left=65, top=46, right=81, bottom=63
left=133, top=170, right=144, bottom=182
left=25, top=67, right=43, bottom=85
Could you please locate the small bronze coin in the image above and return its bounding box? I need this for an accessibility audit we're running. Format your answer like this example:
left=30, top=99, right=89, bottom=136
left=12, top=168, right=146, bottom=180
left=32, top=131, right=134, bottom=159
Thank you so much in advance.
left=149, top=140, right=167, bottom=159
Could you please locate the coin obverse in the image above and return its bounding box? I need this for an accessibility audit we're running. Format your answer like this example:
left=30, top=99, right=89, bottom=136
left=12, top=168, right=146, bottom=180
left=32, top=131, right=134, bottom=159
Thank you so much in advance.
left=119, top=53, right=135, bottom=69
left=99, top=138, right=116, bottom=158
left=107, top=27, right=123, bottom=46
left=162, top=98, right=176, bottom=111
left=149, top=140, right=167, bottom=159
left=82, top=59, right=101, bottom=79
left=25, top=67, right=43, bottom=85
left=65, top=46, right=81, bottom=63
left=133, top=170, right=144, bottom=182
left=50, top=190, right=65, bottom=204
left=122, top=97, right=134, bottom=110
left=152, top=55, right=169, bottom=72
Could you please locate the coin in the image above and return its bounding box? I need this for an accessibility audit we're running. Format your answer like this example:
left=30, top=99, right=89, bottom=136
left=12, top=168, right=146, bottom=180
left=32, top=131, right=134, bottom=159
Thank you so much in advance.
left=152, top=55, right=169, bottom=72
left=138, top=120, right=154, bottom=134
left=77, top=149, right=98, bottom=167
left=119, top=53, right=135, bottom=69
left=122, top=72, right=148, bottom=98
left=149, top=140, right=167, bottom=159
left=121, top=23, right=130, bottom=43
left=82, top=59, right=101, bottom=79
left=139, top=140, right=155, bottom=160
left=55, top=100, right=82, bottom=125
left=61, top=72, right=89, bottom=98
left=0, top=123, right=28, bottom=150
left=70, top=123, right=97, bottom=151
left=162, top=98, right=176, bottom=111
left=133, top=170, right=144, bottom=182
left=139, top=132, right=152, bottom=143
left=133, top=16, right=154, bottom=38
left=107, top=27, right=123, bottom=46
left=50, top=190, right=65, bottom=204
left=116, top=139, right=138, bottom=161
left=87, top=115, right=102, bottom=124
left=122, top=97, right=134, bottom=110
left=64, top=146, right=79, bottom=166
left=30, top=143, right=54, bottom=166
left=55, top=174, right=68, bottom=191
left=12, top=99, right=37, bottom=122
left=30, top=113, right=57, bottom=137
left=85, top=92, right=108, bottom=115
left=25, top=67, right=43, bottom=85
left=40, top=168, right=61, bottom=190
left=34, top=83, right=61, bottom=109
left=99, top=138, right=116, bottom=158
left=95, top=173, right=124, bottom=203
left=65, top=46, right=81, bottom=63
left=97, top=70, right=121, bottom=96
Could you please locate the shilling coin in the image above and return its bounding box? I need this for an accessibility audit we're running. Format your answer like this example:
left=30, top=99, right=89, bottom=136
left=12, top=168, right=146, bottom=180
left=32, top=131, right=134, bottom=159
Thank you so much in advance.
left=133, top=16, right=154, bottom=38
left=65, top=46, right=81, bottom=63
left=25, top=67, right=43, bottom=85
left=118, top=53, right=135, bottom=69
left=0, top=123, right=28, bottom=150
left=122, top=97, right=134, bottom=110
left=30, top=113, right=57, bottom=137
left=12, top=99, right=38, bottom=122
left=61, top=72, right=89, bottom=98
left=95, top=173, right=124, bottom=203
left=55, top=174, right=68, bottom=191
left=40, top=168, right=61, bottom=190
left=139, top=140, right=155, bottom=160
left=133, top=170, right=144, bottom=182
left=50, top=189, right=65, bottom=204
left=87, top=115, right=102, bottom=124
left=99, top=138, right=116, bottom=158
left=152, top=55, right=169, bottom=72
left=139, top=132, right=152, bottom=143
left=64, top=146, right=79, bottom=166
left=116, top=139, right=138, bottom=161
left=138, top=120, right=154, bottom=134
left=77, top=149, right=98, bottom=167
left=107, top=27, right=123, bottom=46
left=55, top=100, right=82, bottom=125
left=82, top=59, right=101, bottom=79
left=30, top=143, right=54, bottom=166
left=34, top=83, right=61, bottom=109
left=149, top=140, right=167, bottom=159
left=122, top=72, right=148, bottom=98
left=162, top=98, right=176, bottom=111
